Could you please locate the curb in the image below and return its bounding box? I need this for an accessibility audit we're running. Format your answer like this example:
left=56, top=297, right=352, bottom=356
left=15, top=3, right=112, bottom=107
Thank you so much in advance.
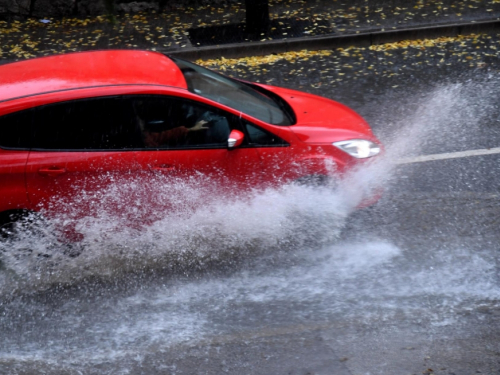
left=166, top=18, right=500, bottom=60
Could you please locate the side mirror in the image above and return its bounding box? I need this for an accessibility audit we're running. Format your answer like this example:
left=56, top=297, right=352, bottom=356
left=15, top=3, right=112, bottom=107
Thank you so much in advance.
left=228, top=129, right=244, bottom=149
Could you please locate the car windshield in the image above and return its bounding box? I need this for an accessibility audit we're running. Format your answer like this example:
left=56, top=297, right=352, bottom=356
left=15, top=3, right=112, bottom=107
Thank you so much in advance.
left=170, top=57, right=295, bottom=125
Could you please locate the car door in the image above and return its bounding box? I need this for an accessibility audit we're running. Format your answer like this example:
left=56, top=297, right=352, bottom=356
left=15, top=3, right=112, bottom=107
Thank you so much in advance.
left=239, top=119, right=295, bottom=187
left=132, top=95, right=264, bottom=194
left=0, top=108, right=32, bottom=213
left=25, top=96, right=145, bottom=219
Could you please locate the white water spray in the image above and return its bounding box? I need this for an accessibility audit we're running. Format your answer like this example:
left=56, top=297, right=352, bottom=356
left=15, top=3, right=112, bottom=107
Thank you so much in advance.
left=1, top=79, right=500, bottom=374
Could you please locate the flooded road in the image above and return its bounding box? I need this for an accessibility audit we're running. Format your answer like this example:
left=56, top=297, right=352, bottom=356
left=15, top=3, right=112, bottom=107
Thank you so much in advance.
left=2, top=183, right=499, bottom=374
left=2, top=38, right=500, bottom=374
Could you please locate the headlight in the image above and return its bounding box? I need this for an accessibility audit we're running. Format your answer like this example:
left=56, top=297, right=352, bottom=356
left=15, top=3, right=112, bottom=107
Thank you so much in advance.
left=333, top=139, right=381, bottom=159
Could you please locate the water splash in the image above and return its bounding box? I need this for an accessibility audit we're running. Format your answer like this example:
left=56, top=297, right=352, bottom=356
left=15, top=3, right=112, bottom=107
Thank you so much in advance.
left=0, top=176, right=355, bottom=291
left=1, top=80, right=497, bottom=291
left=1, top=79, right=500, bottom=373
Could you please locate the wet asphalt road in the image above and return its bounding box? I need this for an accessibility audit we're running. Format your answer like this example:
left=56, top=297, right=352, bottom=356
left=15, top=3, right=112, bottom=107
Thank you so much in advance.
left=157, top=35, right=500, bottom=375
left=1, top=35, right=500, bottom=374
left=1, top=0, right=499, bottom=61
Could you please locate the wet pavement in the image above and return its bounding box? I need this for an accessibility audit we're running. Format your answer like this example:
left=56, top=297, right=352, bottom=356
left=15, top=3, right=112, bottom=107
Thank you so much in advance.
left=2, top=1, right=500, bottom=373
left=1, top=31, right=500, bottom=374
left=0, top=0, right=499, bottom=61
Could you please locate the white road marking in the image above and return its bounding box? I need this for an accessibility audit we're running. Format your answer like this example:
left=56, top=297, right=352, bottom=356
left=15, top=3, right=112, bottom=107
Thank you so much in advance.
left=396, top=147, right=500, bottom=165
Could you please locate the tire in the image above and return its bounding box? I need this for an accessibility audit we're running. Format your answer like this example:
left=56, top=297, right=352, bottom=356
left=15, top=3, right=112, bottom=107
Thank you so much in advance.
left=0, top=210, right=54, bottom=245
left=0, top=210, right=36, bottom=239
left=0, top=210, right=83, bottom=260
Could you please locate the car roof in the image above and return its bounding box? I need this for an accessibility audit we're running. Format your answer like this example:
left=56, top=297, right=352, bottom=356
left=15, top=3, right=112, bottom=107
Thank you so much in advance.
left=0, top=50, right=187, bottom=103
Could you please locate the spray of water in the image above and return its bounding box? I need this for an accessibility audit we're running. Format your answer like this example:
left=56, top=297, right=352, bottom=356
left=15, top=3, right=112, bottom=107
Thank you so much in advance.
left=1, top=78, right=498, bottom=291
left=1, top=78, right=500, bottom=373
left=0, top=175, right=355, bottom=291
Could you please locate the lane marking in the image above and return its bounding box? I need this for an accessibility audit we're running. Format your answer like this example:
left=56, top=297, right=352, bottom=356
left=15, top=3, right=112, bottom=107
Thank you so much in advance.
left=396, top=147, right=500, bottom=165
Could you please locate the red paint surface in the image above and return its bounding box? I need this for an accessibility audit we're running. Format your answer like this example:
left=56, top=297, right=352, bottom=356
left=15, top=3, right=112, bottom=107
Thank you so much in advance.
left=0, top=51, right=383, bottom=226
left=0, top=50, right=187, bottom=102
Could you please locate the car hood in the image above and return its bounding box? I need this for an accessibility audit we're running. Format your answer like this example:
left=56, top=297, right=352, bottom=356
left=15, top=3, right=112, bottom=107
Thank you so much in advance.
left=256, top=84, right=377, bottom=144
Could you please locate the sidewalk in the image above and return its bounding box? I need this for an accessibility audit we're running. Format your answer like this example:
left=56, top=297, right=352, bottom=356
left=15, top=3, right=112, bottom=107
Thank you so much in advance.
left=0, top=0, right=499, bottom=62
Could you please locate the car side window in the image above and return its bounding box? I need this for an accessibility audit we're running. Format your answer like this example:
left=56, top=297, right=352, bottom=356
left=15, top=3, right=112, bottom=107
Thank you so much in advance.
left=0, top=109, right=33, bottom=149
left=133, top=96, right=231, bottom=149
left=32, top=97, right=140, bottom=150
left=243, top=121, right=287, bottom=146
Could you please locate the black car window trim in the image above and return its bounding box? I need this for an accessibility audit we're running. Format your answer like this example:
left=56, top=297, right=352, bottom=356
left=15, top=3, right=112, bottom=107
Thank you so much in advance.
left=30, top=146, right=231, bottom=152
left=0, top=146, right=31, bottom=151
left=239, top=120, right=289, bottom=149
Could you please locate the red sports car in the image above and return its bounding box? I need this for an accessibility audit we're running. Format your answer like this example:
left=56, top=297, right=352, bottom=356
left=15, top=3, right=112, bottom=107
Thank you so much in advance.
left=0, top=50, right=382, bottom=233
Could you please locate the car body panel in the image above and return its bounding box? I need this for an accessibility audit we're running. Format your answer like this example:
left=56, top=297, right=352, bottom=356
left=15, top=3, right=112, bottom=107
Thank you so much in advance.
left=0, top=150, right=30, bottom=212
left=0, top=50, right=187, bottom=103
left=0, top=85, right=190, bottom=117
left=0, top=51, right=383, bottom=228
left=253, top=84, right=375, bottom=139
left=25, top=151, right=143, bottom=214
left=135, top=147, right=264, bottom=191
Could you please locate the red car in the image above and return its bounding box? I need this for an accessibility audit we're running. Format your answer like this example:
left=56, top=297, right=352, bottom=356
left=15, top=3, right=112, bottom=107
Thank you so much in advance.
left=0, top=50, right=382, bottom=233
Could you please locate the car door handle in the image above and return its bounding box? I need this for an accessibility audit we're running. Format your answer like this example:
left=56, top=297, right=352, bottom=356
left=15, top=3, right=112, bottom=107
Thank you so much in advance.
left=38, top=167, right=67, bottom=177
left=151, top=165, right=176, bottom=172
